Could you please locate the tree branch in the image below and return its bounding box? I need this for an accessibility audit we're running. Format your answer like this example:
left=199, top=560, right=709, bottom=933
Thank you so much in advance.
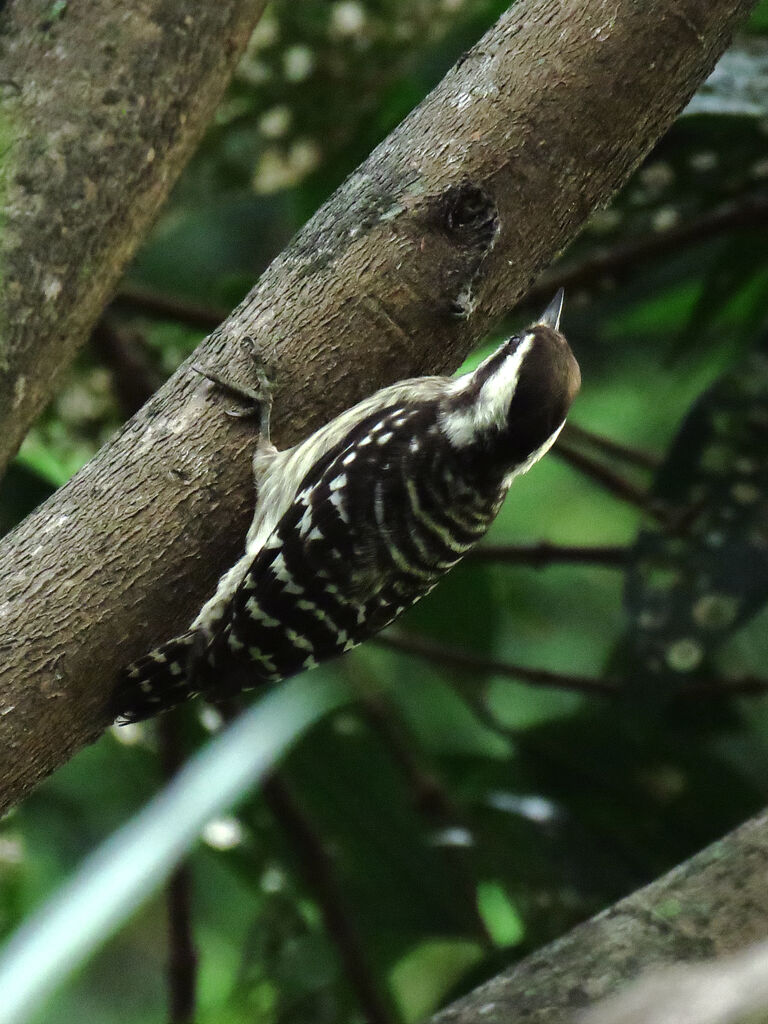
left=109, top=285, right=227, bottom=333
left=114, top=191, right=768, bottom=340
left=554, top=442, right=668, bottom=523
left=379, top=633, right=768, bottom=701
left=427, top=808, right=768, bottom=1024
left=523, top=188, right=768, bottom=312
left=582, top=938, right=768, bottom=1024
left=465, top=542, right=630, bottom=569
left=261, top=773, right=396, bottom=1024
left=562, top=423, right=660, bottom=472
left=159, top=715, right=198, bottom=1024
left=377, top=633, right=618, bottom=697
left=0, top=0, right=268, bottom=471
left=348, top=665, right=494, bottom=947
left=0, top=0, right=754, bottom=814
left=91, top=320, right=163, bottom=416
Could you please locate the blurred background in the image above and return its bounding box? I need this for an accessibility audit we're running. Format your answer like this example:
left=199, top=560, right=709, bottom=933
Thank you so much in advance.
left=3, top=1, right=768, bottom=1021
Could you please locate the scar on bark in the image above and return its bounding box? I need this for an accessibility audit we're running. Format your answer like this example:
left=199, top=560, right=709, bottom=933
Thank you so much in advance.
left=421, top=182, right=500, bottom=317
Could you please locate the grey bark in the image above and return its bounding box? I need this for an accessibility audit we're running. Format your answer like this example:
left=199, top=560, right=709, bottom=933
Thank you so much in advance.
left=428, top=808, right=768, bottom=1024
left=583, top=940, right=768, bottom=1024
left=0, top=0, right=268, bottom=471
left=0, top=0, right=755, bottom=812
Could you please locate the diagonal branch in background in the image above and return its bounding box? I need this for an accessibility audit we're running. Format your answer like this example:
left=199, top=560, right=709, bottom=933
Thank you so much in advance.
left=159, top=715, right=199, bottom=1024
left=0, top=0, right=270, bottom=472
left=378, top=633, right=619, bottom=697
left=91, top=320, right=164, bottom=416
left=261, top=773, right=397, bottom=1024
left=523, top=189, right=768, bottom=312
left=465, top=541, right=630, bottom=569
left=563, top=423, right=661, bottom=471
left=554, top=441, right=669, bottom=523
left=0, top=0, right=755, bottom=815
left=212, top=685, right=393, bottom=1023
left=109, top=286, right=228, bottom=333
left=380, top=632, right=768, bottom=701
left=427, top=808, right=768, bottom=1024
left=346, top=663, right=494, bottom=947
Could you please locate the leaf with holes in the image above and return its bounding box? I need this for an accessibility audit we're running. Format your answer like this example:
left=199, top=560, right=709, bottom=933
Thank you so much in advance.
left=624, top=345, right=768, bottom=683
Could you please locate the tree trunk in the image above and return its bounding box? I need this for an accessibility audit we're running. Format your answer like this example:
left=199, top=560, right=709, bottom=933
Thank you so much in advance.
left=0, top=0, right=268, bottom=471
left=0, top=0, right=755, bottom=812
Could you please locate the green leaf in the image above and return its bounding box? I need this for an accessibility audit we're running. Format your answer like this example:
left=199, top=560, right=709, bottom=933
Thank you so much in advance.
left=625, top=345, right=768, bottom=683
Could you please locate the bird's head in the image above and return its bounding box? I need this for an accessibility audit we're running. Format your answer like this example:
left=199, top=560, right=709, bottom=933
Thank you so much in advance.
left=440, top=289, right=580, bottom=474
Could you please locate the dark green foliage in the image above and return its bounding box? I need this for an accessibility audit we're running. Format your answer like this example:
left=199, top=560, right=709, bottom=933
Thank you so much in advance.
left=0, top=463, right=53, bottom=535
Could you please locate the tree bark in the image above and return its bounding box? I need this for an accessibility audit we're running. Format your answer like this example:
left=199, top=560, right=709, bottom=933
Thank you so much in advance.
left=0, top=0, right=755, bottom=812
left=0, top=0, right=268, bottom=472
left=427, top=807, right=768, bottom=1024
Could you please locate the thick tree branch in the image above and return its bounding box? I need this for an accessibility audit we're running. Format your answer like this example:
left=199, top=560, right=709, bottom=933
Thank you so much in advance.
left=427, top=808, right=768, bottom=1024
left=0, top=0, right=754, bottom=813
left=583, top=939, right=768, bottom=1024
left=0, top=0, right=268, bottom=471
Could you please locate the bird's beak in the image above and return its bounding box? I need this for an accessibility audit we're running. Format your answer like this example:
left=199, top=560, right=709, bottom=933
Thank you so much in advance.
left=538, top=288, right=565, bottom=331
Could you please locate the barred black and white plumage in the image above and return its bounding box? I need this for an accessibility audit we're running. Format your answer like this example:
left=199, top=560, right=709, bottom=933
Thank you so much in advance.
left=113, top=291, right=580, bottom=722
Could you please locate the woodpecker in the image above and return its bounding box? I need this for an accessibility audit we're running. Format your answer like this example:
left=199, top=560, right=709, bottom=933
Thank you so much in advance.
left=113, top=290, right=580, bottom=722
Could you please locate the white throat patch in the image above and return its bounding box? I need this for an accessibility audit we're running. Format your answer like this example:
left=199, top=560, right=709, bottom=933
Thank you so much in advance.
left=503, top=420, right=565, bottom=487
left=440, top=334, right=534, bottom=448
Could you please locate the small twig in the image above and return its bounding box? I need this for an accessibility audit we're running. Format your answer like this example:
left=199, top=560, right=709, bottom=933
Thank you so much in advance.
left=91, top=318, right=161, bottom=415
left=357, top=685, right=458, bottom=821
left=261, top=773, right=397, bottom=1024
left=347, top=665, right=493, bottom=945
left=159, top=715, right=198, bottom=1024
left=524, top=190, right=768, bottom=309
left=110, top=284, right=227, bottom=331
left=466, top=541, right=630, bottom=569
left=681, top=676, right=768, bottom=698
left=439, top=671, right=538, bottom=757
left=563, top=423, right=660, bottom=471
left=554, top=441, right=668, bottom=524
left=165, top=865, right=198, bottom=1024
left=381, top=631, right=768, bottom=703
left=215, top=697, right=395, bottom=1023
left=378, top=632, right=618, bottom=696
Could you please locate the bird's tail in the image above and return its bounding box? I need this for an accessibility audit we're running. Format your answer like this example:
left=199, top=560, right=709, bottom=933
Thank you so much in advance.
left=112, top=630, right=203, bottom=723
